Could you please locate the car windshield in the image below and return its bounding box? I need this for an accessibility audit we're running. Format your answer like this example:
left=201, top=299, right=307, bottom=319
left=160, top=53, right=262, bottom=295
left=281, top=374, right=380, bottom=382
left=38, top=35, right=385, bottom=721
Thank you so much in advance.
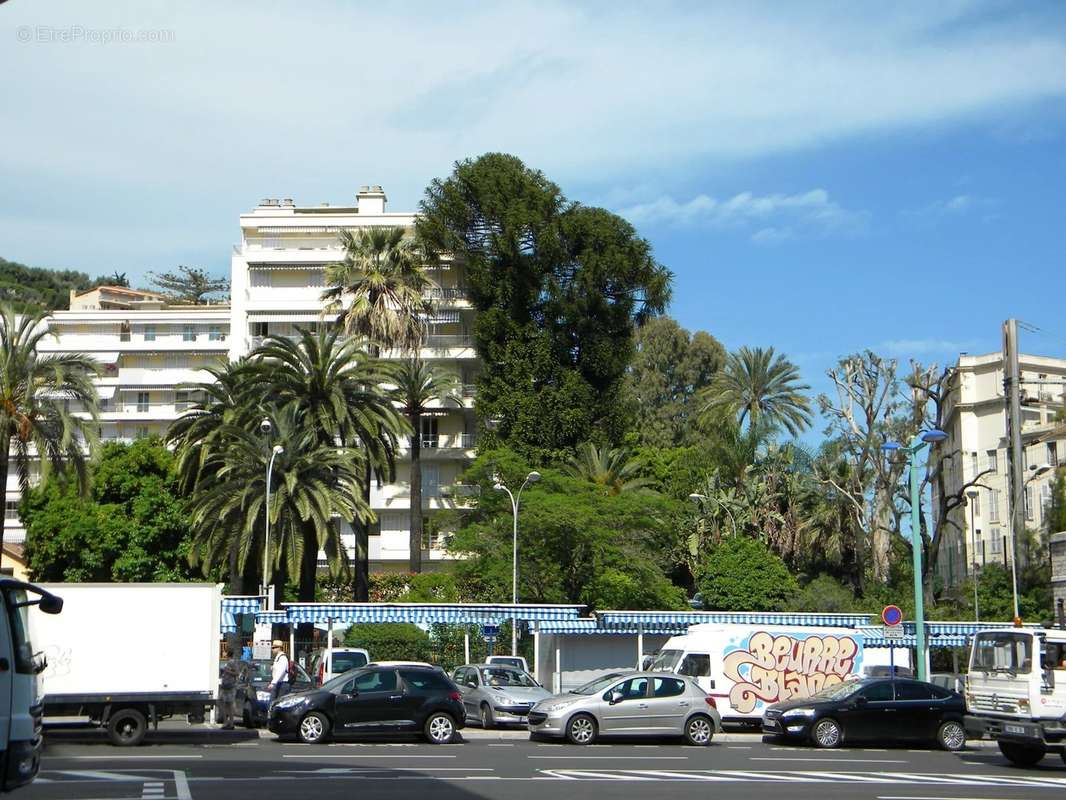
left=649, top=649, right=683, bottom=672
left=480, top=667, right=538, bottom=688
left=972, top=632, right=1033, bottom=675
left=489, top=658, right=524, bottom=669
left=323, top=668, right=369, bottom=693
left=808, top=680, right=862, bottom=701
left=243, top=659, right=309, bottom=683
left=570, top=673, right=624, bottom=695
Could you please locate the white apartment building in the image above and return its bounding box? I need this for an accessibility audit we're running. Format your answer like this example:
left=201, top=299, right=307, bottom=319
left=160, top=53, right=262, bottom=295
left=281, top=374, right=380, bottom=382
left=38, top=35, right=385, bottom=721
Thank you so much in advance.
left=936, top=351, right=1066, bottom=586
left=8, top=187, right=478, bottom=573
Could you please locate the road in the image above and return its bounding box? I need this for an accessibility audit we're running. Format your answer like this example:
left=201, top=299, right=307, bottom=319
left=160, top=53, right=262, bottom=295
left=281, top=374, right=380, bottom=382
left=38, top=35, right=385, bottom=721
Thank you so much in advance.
left=23, top=725, right=1066, bottom=800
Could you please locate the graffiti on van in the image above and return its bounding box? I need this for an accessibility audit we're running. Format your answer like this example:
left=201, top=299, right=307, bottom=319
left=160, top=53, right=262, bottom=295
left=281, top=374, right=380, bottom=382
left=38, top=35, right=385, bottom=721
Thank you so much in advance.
left=722, top=631, right=860, bottom=714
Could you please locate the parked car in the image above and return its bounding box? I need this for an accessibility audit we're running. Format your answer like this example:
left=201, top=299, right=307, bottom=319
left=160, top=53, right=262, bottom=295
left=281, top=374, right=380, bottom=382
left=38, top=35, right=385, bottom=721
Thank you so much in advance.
left=452, top=663, right=552, bottom=727
left=486, top=655, right=529, bottom=672
left=309, top=648, right=370, bottom=686
left=267, top=664, right=466, bottom=745
left=761, top=677, right=967, bottom=750
left=527, top=671, right=719, bottom=746
left=235, top=658, right=314, bottom=728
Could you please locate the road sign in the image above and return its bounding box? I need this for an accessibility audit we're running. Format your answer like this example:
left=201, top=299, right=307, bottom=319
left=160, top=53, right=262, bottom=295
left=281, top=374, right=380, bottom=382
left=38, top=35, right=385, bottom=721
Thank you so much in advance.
left=481, top=624, right=498, bottom=643
left=883, top=625, right=905, bottom=640
left=882, top=605, right=903, bottom=626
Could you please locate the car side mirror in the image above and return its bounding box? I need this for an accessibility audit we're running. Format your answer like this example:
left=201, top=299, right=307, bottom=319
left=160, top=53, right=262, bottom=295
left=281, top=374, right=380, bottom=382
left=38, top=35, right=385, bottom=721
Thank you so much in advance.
left=608, top=691, right=624, bottom=705
left=853, top=695, right=868, bottom=706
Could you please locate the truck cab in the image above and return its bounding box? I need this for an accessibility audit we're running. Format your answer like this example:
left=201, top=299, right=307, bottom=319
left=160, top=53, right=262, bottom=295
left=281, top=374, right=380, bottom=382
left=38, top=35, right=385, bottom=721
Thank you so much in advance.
left=964, top=627, right=1066, bottom=766
left=0, top=580, right=62, bottom=793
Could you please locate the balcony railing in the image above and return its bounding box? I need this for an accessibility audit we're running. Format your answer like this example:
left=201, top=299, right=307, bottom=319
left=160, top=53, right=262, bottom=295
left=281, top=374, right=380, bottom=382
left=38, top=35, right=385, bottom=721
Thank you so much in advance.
left=417, top=434, right=477, bottom=450
left=423, top=287, right=469, bottom=301
left=425, top=335, right=474, bottom=349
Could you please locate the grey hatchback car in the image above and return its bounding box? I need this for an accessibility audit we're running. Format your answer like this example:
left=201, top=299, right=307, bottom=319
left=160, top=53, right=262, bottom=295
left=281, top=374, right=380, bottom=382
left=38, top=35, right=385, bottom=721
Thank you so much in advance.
left=452, top=664, right=552, bottom=727
left=528, top=672, right=720, bottom=745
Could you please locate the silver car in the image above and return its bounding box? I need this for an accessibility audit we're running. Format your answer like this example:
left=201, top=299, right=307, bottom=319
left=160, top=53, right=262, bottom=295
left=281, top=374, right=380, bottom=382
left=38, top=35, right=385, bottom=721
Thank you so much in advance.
left=452, top=664, right=552, bottom=728
left=528, top=671, right=721, bottom=745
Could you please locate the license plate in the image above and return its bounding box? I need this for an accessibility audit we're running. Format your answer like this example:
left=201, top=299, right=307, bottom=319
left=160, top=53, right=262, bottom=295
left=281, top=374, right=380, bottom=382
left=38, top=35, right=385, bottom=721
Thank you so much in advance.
left=1005, top=724, right=1026, bottom=735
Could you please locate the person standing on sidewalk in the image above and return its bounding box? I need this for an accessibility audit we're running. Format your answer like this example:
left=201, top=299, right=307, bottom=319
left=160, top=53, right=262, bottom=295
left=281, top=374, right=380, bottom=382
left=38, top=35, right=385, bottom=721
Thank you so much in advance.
left=218, top=647, right=242, bottom=729
left=268, top=640, right=290, bottom=702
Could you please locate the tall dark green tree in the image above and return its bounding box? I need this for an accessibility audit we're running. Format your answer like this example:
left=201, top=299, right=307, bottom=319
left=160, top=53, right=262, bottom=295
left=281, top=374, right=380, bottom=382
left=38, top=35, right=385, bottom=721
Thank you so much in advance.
left=0, top=303, right=100, bottom=567
left=417, top=153, right=671, bottom=462
left=149, top=265, right=229, bottom=304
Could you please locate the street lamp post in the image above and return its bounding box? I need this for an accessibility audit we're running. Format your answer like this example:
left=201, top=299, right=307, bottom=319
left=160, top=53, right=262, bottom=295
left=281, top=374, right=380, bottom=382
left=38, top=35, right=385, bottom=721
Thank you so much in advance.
left=882, top=429, right=948, bottom=683
left=1009, top=463, right=1054, bottom=621
left=966, top=489, right=979, bottom=622
left=687, top=492, right=738, bottom=538
left=494, top=471, right=541, bottom=656
left=263, top=443, right=284, bottom=610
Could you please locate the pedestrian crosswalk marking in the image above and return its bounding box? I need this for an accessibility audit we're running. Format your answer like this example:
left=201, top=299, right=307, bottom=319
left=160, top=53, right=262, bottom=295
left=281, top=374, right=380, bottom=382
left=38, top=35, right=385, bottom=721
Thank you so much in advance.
left=540, top=769, right=1066, bottom=788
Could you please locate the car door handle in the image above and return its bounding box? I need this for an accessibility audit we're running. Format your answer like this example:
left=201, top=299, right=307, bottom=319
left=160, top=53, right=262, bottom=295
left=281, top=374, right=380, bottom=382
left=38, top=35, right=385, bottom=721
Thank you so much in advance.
left=637, top=703, right=649, bottom=709
left=388, top=695, right=403, bottom=700
left=679, top=701, right=690, bottom=707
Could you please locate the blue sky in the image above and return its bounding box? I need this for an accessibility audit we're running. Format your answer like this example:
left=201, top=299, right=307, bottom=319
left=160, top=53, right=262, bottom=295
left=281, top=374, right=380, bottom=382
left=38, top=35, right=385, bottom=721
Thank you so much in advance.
left=2, top=1, right=1065, bottom=438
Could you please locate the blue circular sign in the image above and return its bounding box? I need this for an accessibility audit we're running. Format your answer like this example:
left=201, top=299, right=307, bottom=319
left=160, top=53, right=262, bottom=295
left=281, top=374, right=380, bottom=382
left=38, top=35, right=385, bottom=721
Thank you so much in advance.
left=882, top=605, right=903, bottom=626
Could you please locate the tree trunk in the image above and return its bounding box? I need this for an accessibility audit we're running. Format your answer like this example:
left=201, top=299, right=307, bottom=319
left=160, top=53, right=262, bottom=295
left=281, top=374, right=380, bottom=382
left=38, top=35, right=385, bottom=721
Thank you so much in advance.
left=409, top=413, right=423, bottom=574
left=228, top=539, right=241, bottom=595
left=0, top=431, right=10, bottom=572
left=353, top=464, right=371, bottom=601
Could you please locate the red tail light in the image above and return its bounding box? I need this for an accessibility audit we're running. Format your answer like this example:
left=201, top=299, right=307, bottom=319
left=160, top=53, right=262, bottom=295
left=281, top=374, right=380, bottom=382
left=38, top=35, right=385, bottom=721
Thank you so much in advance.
left=449, top=691, right=462, bottom=702
left=704, top=697, right=717, bottom=709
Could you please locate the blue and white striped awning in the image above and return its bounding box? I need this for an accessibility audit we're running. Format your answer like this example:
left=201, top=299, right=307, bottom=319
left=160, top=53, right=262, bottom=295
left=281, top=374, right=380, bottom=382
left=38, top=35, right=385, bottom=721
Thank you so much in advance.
left=256, top=610, right=290, bottom=625
left=537, top=620, right=689, bottom=636
left=222, top=596, right=264, bottom=615
left=596, top=611, right=874, bottom=628
left=267, top=603, right=585, bottom=626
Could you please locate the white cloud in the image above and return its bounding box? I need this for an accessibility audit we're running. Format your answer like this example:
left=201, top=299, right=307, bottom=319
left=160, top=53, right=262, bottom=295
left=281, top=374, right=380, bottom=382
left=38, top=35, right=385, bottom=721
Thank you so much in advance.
left=618, top=189, right=868, bottom=242
left=901, top=193, right=998, bottom=222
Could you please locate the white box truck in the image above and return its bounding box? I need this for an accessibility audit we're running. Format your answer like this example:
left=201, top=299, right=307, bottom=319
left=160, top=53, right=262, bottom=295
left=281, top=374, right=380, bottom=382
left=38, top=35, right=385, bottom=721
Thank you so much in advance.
left=649, top=623, right=909, bottom=724
left=27, top=583, right=221, bottom=746
left=0, top=579, right=62, bottom=792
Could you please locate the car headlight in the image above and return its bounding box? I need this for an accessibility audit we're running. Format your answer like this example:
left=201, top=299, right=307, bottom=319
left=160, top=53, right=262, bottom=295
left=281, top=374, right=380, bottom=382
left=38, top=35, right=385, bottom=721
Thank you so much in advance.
left=490, top=693, right=511, bottom=705
left=256, top=691, right=272, bottom=703
left=274, top=695, right=310, bottom=710
left=781, top=707, right=816, bottom=718
left=542, top=700, right=578, bottom=713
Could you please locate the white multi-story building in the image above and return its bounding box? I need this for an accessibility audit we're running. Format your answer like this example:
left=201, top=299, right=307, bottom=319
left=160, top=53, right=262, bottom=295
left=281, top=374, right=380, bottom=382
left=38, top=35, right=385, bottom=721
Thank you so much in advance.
left=9, top=187, right=479, bottom=573
left=936, top=351, right=1066, bottom=586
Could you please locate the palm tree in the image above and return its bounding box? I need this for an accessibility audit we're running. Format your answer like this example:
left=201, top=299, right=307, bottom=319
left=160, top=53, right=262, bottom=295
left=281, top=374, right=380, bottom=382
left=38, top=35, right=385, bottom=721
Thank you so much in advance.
left=248, top=328, right=408, bottom=596
left=322, top=226, right=436, bottom=354
left=0, top=303, right=100, bottom=567
left=322, top=226, right=436, bottom=599
left=564, top=442, right=653, bottom=496
left=698, top=346, right=812, bottom=436
left=388, top=359, right=461, bottom=573
left=186, top=403, right=373, bottom=604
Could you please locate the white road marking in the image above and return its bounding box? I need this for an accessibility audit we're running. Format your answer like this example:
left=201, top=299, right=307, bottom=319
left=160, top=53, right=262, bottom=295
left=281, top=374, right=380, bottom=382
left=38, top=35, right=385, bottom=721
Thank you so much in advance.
left=281, top=754, right=456, bottom=759
left=527, top=755, right=687, bottom=760
left=44, top=756, right=203, bottom=761
left=751, top=757, right=909, bottom=763
left=172, top=770, right=192, bottom=800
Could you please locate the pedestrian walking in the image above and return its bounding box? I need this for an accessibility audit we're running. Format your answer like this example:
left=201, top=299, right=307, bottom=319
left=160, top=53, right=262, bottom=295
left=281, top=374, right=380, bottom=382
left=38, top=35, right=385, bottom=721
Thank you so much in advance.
left=268, top=639, right=290, bottom=702
left=218, top=647, right=242, bottom=729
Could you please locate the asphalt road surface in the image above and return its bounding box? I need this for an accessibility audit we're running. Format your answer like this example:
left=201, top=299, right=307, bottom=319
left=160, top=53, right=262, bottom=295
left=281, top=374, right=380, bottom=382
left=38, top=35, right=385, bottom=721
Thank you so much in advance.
left=24, top=724, right=1066, bottom=800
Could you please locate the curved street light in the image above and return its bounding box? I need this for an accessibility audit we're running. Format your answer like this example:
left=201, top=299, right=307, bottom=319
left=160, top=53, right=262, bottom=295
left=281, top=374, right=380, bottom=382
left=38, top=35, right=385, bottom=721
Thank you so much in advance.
left=881, top=429, right=947, bottom=682
left=263, top=443, right=284, bottom=609
left=494, top=470, right=541, bottom=657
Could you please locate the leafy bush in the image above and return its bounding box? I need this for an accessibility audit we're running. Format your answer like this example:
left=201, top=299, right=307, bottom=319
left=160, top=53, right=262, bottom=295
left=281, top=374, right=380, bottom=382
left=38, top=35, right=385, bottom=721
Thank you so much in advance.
left=697, top=536, right=798, bottom=611
left=344, top=623, right=432, bottom=662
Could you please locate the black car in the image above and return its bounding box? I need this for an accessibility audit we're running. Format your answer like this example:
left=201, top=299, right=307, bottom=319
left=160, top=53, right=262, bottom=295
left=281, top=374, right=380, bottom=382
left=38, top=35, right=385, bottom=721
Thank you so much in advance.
left=762, top=677, right=966, bottom=750
left=234, top=659, right=314, bottom=728
left=267, top=664, right=466, bottom=745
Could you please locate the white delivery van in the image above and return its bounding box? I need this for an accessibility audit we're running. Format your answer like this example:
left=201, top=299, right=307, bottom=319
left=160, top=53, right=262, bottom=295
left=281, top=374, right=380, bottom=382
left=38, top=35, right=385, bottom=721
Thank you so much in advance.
left=28, top=583, right=222, bottom=746
left=649, top=623, right=908, bottom=723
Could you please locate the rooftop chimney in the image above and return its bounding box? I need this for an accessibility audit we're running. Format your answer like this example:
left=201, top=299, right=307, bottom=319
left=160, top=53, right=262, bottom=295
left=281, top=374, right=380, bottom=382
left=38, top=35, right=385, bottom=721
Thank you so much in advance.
left=356, top=185, right=386, bottom=215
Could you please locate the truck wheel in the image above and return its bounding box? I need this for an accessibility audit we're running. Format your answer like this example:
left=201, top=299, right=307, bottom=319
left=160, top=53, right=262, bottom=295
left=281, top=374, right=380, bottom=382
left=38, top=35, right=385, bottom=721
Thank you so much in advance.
left=998, top=741, right=1046, bottom=766
left=107, top=709, right=147, bottom=747
left=937, top=721, right=966, bottom=751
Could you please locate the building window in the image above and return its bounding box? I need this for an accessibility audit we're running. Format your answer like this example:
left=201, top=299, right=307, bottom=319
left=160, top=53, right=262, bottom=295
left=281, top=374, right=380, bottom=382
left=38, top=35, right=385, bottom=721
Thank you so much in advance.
left=137, top=391, right=149, bottom=413
left=422, top=464, right=440, bottom=497
left=990, top=530, right=1002, bottom=553
left=307, top=270, right=325, bottom=288
left=970, top=493, right=980, bottom=517
left=420, top=417, right=439, bottom=449
left=183, top=325, right=196, bottom=342
left=1042, top=482, right=1053, bottom=511
left=1022, top=448, right=1028, bottom=471
left=251, top=321, right=269, bottom=338
left=120, top=321, right=131, bottom=342
left=989, top=490, right=1000, bottom=523
left=208, top=326, right=224, bottom=342
left=970, top=452, right=978, bottom=478
left=175, top=391, right=189, bottom=412
left=1049, top=442, right=1058, bottom=467
left=144, top=325, right=156, bottom=342
left=135, top=425, right=150, bottom=439
left=250, top=270, right=272, bottom=288
left=1025, top=486, right=1034, bottom=520
left=4, top=501, right=18, bottom=521
left=987, top=449, right=998, bottom=473
left=99, top=397, right=109, bottom=411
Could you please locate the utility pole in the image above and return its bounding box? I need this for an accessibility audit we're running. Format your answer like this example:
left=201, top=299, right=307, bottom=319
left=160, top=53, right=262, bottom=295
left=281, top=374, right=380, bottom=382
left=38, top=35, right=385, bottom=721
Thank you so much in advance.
left=1003, top=318, right=1025, bottom=622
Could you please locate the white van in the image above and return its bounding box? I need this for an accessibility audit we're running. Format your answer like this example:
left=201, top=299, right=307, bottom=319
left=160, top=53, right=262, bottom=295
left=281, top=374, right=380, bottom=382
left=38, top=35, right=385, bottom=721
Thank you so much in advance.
left=649, top=623, right=908, bottom=723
